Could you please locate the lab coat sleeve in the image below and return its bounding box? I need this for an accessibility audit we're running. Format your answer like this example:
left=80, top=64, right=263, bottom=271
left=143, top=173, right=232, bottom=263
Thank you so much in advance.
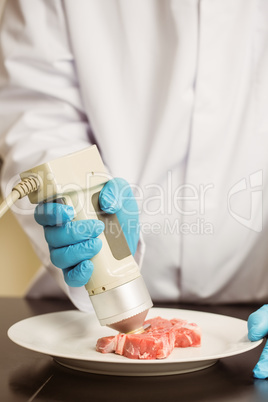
left=0, top=0, right=95, bottom=311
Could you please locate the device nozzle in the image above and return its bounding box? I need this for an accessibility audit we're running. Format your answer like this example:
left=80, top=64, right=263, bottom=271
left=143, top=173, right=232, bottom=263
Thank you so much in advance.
left=107, top=309, right=149, bottom=334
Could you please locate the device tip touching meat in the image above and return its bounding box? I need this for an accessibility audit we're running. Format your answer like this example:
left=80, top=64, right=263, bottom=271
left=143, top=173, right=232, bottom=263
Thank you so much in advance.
left=20, top=145, right=153, bottom=333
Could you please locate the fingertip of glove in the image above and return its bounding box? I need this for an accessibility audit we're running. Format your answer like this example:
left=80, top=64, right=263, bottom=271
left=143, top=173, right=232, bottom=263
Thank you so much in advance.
left=248, top=321, right=262, bottom=342
left=248, top=308, right=268, bottom=341
left=79, top=260, right=94, bottom=281
left=63, top=205, right=75, bottom=219
left=56, top=204, right=74, bottom=222
left=99, top=180, right=124, bottom=213
left=92, top=237, right=103, bottom=254
left=253, top=362, right=268, bottom=379
left=64, top=260, right=94, bottom=287
left=99, top=192, right=120, bottom=213
left=34, top=202, right=74, bottom=225
left=248, top=332, right=259, bottom=342
left=91, top=219, right=105, bottom=235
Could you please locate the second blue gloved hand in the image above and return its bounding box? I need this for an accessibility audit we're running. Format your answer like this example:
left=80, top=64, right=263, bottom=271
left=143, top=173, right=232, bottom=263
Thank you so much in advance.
left=34, top=178, right=139, bottom=287
left=248, top=305, right=268, bottom=379
left=99, top=177, right=139, bottom=255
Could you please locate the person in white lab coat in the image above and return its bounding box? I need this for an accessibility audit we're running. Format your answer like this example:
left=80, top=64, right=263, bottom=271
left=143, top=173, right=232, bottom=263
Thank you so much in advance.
left=0, top=0, right=268, bottom=378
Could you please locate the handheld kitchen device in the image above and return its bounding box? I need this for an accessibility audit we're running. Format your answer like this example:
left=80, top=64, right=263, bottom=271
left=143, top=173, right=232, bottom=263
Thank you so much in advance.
left=18, top=146, right=152, bottom=333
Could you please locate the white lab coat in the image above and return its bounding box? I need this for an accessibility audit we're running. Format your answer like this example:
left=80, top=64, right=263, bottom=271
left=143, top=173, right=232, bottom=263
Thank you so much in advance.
left=0, top=0, right=268, bottom=311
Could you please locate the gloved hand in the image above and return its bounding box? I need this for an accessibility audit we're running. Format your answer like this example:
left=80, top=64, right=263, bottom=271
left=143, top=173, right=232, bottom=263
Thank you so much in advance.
left=248, top=305, right=268, bottom=379
left=34, top=177, right=140, bottom=287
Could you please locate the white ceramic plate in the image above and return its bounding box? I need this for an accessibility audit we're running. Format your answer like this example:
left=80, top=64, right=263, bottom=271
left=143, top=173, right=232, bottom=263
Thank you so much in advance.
left=8, top=308, right=262, bottom=376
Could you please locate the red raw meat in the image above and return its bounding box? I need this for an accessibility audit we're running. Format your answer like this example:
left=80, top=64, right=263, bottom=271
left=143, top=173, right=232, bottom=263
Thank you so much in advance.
left=96, top=316, right=201, bottom=360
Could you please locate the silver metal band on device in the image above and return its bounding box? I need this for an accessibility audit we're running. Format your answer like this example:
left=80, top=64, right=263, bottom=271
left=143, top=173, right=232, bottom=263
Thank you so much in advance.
left=90, top=276, right=153, bottom=327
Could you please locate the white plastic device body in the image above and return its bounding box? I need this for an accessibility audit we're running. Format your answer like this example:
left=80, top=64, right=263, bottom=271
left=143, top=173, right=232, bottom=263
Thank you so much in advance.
left=20, top=145, right=152, bottom=332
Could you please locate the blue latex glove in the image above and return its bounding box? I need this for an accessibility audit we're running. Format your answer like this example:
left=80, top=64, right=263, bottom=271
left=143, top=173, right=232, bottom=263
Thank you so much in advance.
left=34, top=178, right=139, bottom=287
left=248, top=305, right=268, bottom=379
left=98, top=177, right=139, bottom=255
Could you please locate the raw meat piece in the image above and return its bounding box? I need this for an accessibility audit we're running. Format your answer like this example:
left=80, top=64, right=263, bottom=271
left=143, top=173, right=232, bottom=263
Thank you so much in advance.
left=172, top=322, right=201, bottom=348
left=115, top=327, right=175, bottom=359
left=95, top=336, right=116, bottom=354
left=96, top=316, right=201, bottom=360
